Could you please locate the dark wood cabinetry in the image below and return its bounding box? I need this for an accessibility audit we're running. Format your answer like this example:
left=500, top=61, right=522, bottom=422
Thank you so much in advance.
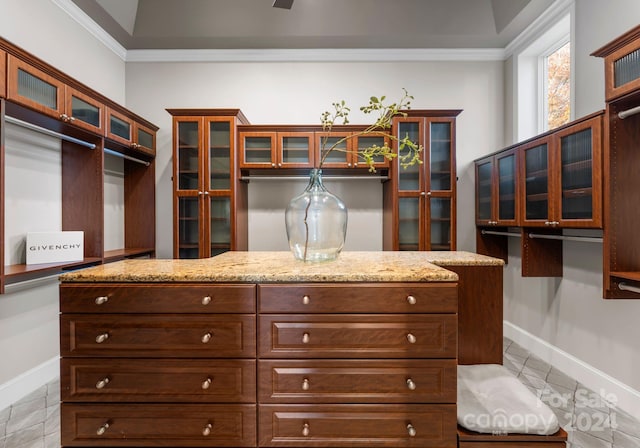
left=384, top=111, right=460, bottom=251
left=239, top=128, right=316, bottom=169
left=0, top=38, right=158, bottom=293
left=593, top=25, right=640, bottom=298
left=168, top=109, right=249, bottom=259
left=60, top=280, right=458, bottom=447
left=475, top=112, right=603, bottom=277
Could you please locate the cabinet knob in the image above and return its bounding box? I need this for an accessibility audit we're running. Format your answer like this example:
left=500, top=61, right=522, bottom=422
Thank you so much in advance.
left=420, top=191, right=426, bottom=196
left=302, top=295, right=310, bottom=305
left=95, top=296, right=109, bottom=305
left=202, top=296, right=212, bottom=305
left=201, top=332, right=212, bottom=343
left=95, top=333, right=109, bottom=344
left=95, top=377, right=110, bottom=389
left=544, top=221, right=551, bottom=226
left=271, top=163, right=276, bottom=167
left=406, top=333, right=417, bottom=344
left=407, top=423, right=416, bottom=437
left=202, top=378, right=212, bottom=390
left=96, top=422, right=110, bottom=436
left=406, top=295, right=417, bottom=305
left=406, top=378, right=416, bottom=390
left=59, top=113, right=69, bottom=122
left=302, top=378, right=310, bottom=390
left=68, top=116, right=76, bottom=122
left=278, top=163, right=282, bottom=167
left=426, top=191, right=432, bottom=196
left=302, top=423, right=310, bottom=437
left=302, top=333, right=310, bottom=344
left=202, top=423, right=212, bottom=436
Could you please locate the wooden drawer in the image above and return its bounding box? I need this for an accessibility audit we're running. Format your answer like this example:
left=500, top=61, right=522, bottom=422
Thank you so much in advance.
left=61, top=314, right=256, bottom=358
left=258, top=359, right=456, bottom=403
left=61, top=359, right=256, bottom=403
left=259, top=314, right=457, bottom=358
left=258, top=283, right=457, bottom=313
left=60, top=283, right=256, bottom=313
left=61, top=403, right=256, bottom=447
left=258, top=404, right=456, bottom=447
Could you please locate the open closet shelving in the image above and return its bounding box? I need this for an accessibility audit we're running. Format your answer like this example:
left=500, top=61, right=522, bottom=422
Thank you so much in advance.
left=0, top=38, right=158, bottom=294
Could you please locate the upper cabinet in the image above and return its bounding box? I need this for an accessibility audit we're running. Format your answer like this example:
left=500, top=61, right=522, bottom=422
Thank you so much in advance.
left=106, top=107, right=156, bottom=156
left=475, top=148, right=519, bottom=227
left=0, top=49, right=6, bottom=98
left=316, top=129, right=390, bottom=170
left=239, top=128, right=315, bottom=169
left=593, top=24, right=640, bottom=298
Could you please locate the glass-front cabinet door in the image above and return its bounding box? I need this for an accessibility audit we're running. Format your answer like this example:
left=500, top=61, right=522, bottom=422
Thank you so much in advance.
left=496, top=150, right=518, bottom=225
left=316, top=132, right=351, bottom=168
left=7, top=55, right=64, bottom=118
left=428, top=120, right=453, bottom=191
left=206, top=118, right=233, bottom=255
left=239, top=132, right=276, bottom=168
left=475, top=157, right=494, bottom=224
left=398, top=197, right=421, bottom=250
left=554, top=115, right=602, bottom=228
left=521, top=138, right=552, bottom=226
left=429, top=197, right=453, bottom=250
left=277, top=132, right=314, bottom=168
left=65, top=87, right=104, bottom=134
left=396, top=120, right=423, bottom=192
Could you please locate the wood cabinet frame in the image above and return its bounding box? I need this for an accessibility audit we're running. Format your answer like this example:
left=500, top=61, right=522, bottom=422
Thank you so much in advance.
left=7, top=54, right=65, bottom=118
left=0, top=50, right=6, bottom=98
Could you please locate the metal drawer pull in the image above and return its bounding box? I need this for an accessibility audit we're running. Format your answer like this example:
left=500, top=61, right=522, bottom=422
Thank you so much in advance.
left=96, top=377, right=110, bottom=389
left=202, top=296, right=212, bottom=305
left=406, top=378, right=416, bottom=390
left=202, top=378, right=212, bottom=389
left=406, top=333, right=417, bottom=344
left=302, top=333, right=310, bottom=344
left=201, top=333, right=212, bottom=343
left=302, top=295, right=310, bottom=305
left=96, top=422, right=110, bottom=436
left=406, top=295, right=417, bottom=305
left=95, top=296, right=109, bottom=305
left=407, top=423, right=416, bottom=437
left=302, top=423, right=310, bottom=437
left=202, top=423, right=212, bottom=436
left=302, top=378, right=310, bottom=390
left=95, top=333, right=109, bottom=344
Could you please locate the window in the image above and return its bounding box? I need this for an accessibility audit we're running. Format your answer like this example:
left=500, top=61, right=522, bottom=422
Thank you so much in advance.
left=544, top=41, right=571, bottom=130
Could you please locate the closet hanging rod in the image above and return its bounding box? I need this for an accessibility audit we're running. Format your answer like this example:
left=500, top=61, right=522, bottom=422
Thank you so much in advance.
left=618, top=282, right=640, bottom=294
left=104, top=147, right=150, bottom=166
left=480, top=230, right=521, bottom=238
left=617, top=104, right=640, bottom=119
left=240, top=175, right=388, bottom=181
left=527, top=233, right=603, bottom=243
left=5, top=115, right=96, bottom=149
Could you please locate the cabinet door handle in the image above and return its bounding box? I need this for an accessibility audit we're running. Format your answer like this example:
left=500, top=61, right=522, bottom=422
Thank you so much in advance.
left=406, top=295, right=417, bottom=305
left=302, top=423, right=310, bottom=437
left=201, top=332, right=212, bottom=343
left=406, top=378, right=416, bottom=390
left=201, top=296, right=212, bottom=305
left=202, top=423, right=212, bottom=436
left=420, top=191, right=426, bottom=196
left=96, top=422, right=110, bottom=436
left=407, top=423, right=416, bottom=437
left=95, top=296, right=109, bottom=305
left=302, top=295, right=310, bottom=305
left=95, top=377, right=110, bottom=389
left=302, top=333, right=310, bottom=344
left=426, top=191, right=432, bottom=196
left=302, top=378, right=310, bottom=390
left=406, top=333, right=417, bottom=344
left=202, top=378, right=213, bottom=389
left=95, top=333, right=109, bottom=344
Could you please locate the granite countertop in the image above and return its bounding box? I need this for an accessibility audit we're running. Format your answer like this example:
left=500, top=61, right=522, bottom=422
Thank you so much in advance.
left=59, top=251, right=503, bottom=284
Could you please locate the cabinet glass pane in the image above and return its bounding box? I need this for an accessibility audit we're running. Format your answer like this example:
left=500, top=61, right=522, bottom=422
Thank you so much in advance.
left=178, top=121, right=200, bottom=190
left=524, top=143, right=549, bottom=220
left=430, top=198, right=451, bottom=250
left=178, top=197, right=200, bottom=259
left=210, top=197, right=231, bottom=256
left=430, top=122, right=451, bottom=190
left=71, top=95, right=100, bottom=127
left=477, top=161, right=492, bottom=221
left=560, top=128, right=593, bottom=220
left=398, top=197, right=420, bottom=250
left=17, top=68, right=57, bottom=109
left=614, top=48, right=640, bottom=88
left=357, top=136, right=386, bottom=164
left=137, top=128, right=154, bottom=149
left=497, top=154, right=516, bottom=221
left=397, top=122, right=420, bottom=191
left=110, top=114, right=131, bottom=140
left=244, top=136, right=272, bottom=163
left=282, top=136, right=311, bottom=164
left=210, top=121, right=231, bottom=190
left=319, top=136, right=348, bottom=164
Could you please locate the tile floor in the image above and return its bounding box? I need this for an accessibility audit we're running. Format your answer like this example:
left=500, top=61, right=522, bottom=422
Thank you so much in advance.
left=1, top=338, right=639, bottom=447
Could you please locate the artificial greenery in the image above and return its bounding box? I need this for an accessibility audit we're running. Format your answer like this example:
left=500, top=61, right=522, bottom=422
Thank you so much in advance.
left=317, top=88, right=423, bottom=172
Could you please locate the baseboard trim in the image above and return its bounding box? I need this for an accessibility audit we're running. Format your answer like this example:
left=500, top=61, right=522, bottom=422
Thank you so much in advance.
left=504, top=321, right=640, bottom=422
left=0, top=357, right=59, bottom=411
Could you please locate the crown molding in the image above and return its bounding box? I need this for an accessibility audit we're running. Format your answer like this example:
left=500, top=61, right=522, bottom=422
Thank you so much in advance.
left=125, top=47, right=506, bottom=63
left=504, top=0, right=575, bottom=58
left=51, top=0, right=127, bottom=61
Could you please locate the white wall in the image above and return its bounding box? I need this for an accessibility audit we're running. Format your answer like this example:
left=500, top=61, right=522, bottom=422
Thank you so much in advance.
left=125, top=60, right=504, bottom=258
left=0, top=0, right=126, bottom=407
left=503, top=0, right=640, bottom=420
